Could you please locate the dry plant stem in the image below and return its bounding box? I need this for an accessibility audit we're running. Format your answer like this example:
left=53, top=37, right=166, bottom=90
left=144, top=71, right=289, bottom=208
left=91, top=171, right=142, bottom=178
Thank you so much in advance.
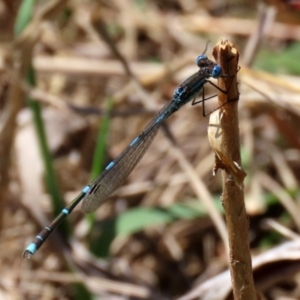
left=181, top=15, right=300, bottom=41
left=169, top=144, right=228, bottom=252
left=212, top=41, right=257, bottom=300
left=243, top=3, right=276, bottom=67
left=23, top=270, right=151, bottom=298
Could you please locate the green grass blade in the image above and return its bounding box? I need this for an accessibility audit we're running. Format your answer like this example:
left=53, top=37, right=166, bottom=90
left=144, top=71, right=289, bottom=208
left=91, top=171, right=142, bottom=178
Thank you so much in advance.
left=88, top=97, right=113, bottom=256
left=91, top=97, right=114, bottom=179
left=15, top=0, right=68, bottom=234
left=14, top=0, right=36, bottom=36
left=16, top=1, right=92, bottom=298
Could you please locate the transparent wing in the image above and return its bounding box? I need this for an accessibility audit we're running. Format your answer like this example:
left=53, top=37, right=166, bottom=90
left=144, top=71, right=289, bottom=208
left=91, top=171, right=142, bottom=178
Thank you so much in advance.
left=81, top=123, right=160, bottom=213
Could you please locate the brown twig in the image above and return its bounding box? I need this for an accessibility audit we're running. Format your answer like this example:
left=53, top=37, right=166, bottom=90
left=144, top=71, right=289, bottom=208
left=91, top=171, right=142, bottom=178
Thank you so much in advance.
left=208, top=41, right=257, bottom=299
left=180, top=15, right=300, bottom=41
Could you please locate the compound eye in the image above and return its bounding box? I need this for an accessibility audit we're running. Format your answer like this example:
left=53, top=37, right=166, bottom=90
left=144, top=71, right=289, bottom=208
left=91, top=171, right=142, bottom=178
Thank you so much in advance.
left=211, top=65, right=222, bottom=78
left=196, top=55, right=207, bottom=68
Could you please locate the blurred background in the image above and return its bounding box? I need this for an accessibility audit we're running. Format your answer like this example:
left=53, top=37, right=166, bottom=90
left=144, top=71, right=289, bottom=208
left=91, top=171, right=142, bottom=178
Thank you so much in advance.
left=1, top=0, right=300, bottom=299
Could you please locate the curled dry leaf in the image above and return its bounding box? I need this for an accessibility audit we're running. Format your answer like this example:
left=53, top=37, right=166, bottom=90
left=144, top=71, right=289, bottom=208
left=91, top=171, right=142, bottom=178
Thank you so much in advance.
left=208, top=109, right=246, bottom=188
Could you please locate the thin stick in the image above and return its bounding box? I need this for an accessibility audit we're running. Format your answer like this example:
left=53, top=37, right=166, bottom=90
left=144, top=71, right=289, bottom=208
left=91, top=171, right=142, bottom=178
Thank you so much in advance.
left=209, top=41, right=257, bottom=299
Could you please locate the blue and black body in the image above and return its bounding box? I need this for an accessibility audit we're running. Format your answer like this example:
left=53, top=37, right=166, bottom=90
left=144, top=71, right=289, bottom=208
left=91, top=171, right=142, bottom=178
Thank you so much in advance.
left=23, top=53, right=226, bottom=259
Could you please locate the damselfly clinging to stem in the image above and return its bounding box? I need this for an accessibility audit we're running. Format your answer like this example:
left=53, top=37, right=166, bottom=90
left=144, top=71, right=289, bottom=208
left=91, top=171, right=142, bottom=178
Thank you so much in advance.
left=23, top=46, right=234, bottom=259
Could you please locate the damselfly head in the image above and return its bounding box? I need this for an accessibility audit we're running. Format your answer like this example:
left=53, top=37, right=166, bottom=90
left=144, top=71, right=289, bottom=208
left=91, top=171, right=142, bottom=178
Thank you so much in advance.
left=196, top=54, right=209, bottom=68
